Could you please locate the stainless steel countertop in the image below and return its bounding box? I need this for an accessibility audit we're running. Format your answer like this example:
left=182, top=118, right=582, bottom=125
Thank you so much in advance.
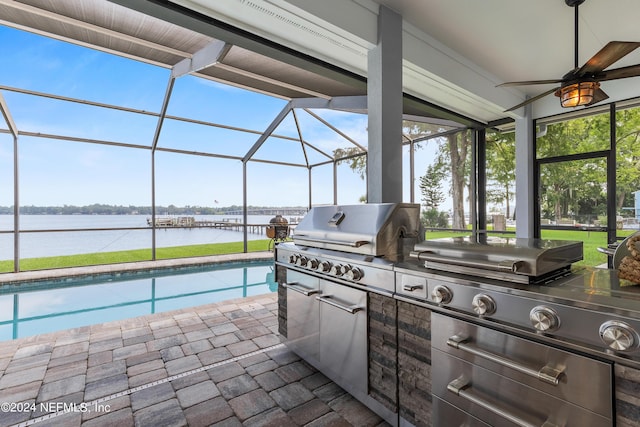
left=396, top=261, right=640, bottom=367
left=530, top=267, right=640, bottom=317
left=396, top=261, right=640, bottom=320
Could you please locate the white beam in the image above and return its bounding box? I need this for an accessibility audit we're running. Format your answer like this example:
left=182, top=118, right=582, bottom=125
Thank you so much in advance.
left=0, top=92, right=18, bottom=137
left=172, top=40, right=229, bottom=78
left=213, top=63, right=332, bottom=99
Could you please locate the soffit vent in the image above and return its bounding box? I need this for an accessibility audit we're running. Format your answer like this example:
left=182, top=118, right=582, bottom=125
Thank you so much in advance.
left=238, top=0, right=366, bottom=58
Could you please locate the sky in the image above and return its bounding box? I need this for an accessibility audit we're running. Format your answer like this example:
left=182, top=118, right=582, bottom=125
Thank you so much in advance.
left=0, top=24, right=443, bottom=209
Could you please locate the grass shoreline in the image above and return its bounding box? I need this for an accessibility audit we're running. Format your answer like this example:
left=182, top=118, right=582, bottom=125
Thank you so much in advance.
left=0, top=239, right=274, bottom=273
left=1, top=229, right=627, bottom=273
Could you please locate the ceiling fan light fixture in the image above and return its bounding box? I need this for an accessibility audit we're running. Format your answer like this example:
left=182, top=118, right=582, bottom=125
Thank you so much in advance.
left=555, top=81, right=600, bottom=107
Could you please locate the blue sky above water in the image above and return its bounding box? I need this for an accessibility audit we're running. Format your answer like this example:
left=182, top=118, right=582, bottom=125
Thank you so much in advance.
left=0, top=25, right=372, bottom=207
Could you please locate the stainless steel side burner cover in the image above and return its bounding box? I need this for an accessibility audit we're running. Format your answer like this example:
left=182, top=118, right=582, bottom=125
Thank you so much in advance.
left=412, top=236, right=583, bottom=277
left=291, top=203, right=421, bottom=258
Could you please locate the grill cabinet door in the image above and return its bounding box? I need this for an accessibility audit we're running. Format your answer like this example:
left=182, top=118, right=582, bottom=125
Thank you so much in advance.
left=431, top=312, right=613, bottom=427
left=285, top=271, right=320, bottom=367
left=319, top=281, right=367, bottom=395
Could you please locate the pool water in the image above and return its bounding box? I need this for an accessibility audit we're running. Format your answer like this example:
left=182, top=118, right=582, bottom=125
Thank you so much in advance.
left=0, top=260, right=277, bottom=341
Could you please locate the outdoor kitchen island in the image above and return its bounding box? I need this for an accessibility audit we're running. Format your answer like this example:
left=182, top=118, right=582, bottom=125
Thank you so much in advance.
left=274, top=204, right=640, bottom=426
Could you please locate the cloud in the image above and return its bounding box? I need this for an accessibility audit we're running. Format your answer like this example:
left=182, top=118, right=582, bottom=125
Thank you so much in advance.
left=16, top=293, right=67, bottom=318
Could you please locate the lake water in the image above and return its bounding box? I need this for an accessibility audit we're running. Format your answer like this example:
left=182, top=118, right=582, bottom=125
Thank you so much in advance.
left=0, top=214, right=291, bottom=259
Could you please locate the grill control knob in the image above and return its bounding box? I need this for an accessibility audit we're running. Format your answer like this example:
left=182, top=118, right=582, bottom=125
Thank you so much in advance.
left=600, top=321, right=638, bottom=352
left=308, top=258, right=319, bottom=270
left=431, top=285, right=453, bottom=304
left=330, top=264, right=343, bottom=276
left=288, top=254, right=298, bottom=264
left=530, top=306, right=560, bottom=332
left=320, top=260, right=332, bottom=272
left=345, top=267, right=364, bottom=281
left=295, top=256, right=308, bottom=267
left=472, top=294, right=496, bottom=316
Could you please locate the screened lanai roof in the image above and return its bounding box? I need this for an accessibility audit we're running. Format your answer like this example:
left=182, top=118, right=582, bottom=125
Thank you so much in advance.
left=0, top=0, right=359, bottom=99
left=0, top=0, right=473, bottom=132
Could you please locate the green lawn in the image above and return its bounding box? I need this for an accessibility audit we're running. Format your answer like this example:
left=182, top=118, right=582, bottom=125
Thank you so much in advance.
left=1, top=228, right=630, bottom=273
left=425, top=229, right=634, bottom=268
left=0, top=239, right=274, bottom=273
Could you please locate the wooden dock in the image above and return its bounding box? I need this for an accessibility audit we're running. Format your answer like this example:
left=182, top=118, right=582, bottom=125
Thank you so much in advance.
left=147, top=216, right=299, bottom=235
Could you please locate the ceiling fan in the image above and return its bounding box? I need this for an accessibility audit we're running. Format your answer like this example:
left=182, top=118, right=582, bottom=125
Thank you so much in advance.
left=499, top=0, right=640, bottom=112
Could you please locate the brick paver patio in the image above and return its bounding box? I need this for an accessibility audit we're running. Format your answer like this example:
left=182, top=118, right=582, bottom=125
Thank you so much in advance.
left=0, top=292, right=387, bottom=427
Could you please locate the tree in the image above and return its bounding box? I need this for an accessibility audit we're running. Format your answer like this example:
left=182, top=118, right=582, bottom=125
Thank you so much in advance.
left=419, top=162, right=449, bottom=228
left=419, top=163, right=446, bottom=209
left=536, top=112, right=614, bottom=223
left=333, top=147, right=367, bottom=179
left=332, top=121, right=447, bottom=179
left=334, top=121, right=471, bottom=230
left=421, top=208, right=449, bottom=228
left=443, top=130, right=471, bottom=229
left=486, top=131, right=515, bottom=218
left=411, top=123, right=470, bottom=229
left=615, top=108, right=640, bottom=212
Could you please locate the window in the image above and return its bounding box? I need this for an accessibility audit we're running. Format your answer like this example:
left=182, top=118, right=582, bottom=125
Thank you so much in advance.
left=535, top=110, right=612, bottom=268
left=485, top=129, right=516, bottom=234
left=615, top=105, right=640, bottom=236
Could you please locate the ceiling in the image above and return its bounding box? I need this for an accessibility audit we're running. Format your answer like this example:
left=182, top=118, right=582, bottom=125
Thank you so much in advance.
left=167, top=0, right=640, bottom=122
left=2, top=0, right=640, bottom=125
left=377, top=0, right=640, bottom=87
left=376, top=0, right=640, bottom=117
left=0, top=0, right=363, bottom=99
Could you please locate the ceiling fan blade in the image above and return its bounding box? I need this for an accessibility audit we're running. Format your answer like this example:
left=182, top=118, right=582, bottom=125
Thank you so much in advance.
left=586, top=88, right=609, bottom=106
left=504, top=87, right=559, bottom=112
left=497, top=79, right=564, bottom=87
left=578, top=41, right=640, bottom=75
left=598, top=64, right=640, bottom=81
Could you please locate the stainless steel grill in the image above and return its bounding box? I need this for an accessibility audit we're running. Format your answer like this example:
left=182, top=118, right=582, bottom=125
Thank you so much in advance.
left=291, top=203, right=422, bottom=262
left=396, top=234, right=640, bottom=366
left=395, top=235, right=640, bottom=426
left=277, top=206, right=640, bottom=426
left=275, top=203, right=422, bottom=426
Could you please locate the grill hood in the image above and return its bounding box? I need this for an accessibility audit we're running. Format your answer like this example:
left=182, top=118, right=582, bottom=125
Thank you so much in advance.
left=412, top=236, right=583, bottom=282
left=292, top=203, right=422, bottom=260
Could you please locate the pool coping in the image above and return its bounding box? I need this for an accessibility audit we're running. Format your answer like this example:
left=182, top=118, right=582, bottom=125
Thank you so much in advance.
left=0, top=251, right=274, bottom=285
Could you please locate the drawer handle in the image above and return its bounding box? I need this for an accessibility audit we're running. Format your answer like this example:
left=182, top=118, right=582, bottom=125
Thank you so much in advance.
left=285, top=282, right=320, bottom=297
left=402, top=284, right=423, bottom=292
left=447, top=377, right=558, bottom=427
left=447, top=335, right=563, bottom=386
left=316, top=295, right=363, bottom=314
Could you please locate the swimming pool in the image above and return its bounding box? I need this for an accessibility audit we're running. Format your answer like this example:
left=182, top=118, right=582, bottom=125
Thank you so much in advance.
left=0, top=260, right=277, bottom=341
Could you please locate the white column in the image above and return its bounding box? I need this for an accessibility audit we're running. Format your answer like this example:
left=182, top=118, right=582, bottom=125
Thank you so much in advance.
left=367, top=6, right=403, bottom=204
left=515, top=105, right=535, bottom=238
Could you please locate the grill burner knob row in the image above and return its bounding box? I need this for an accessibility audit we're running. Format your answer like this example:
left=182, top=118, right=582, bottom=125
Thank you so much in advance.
left=529, top=306, right=560, bottom=332
left=431, top=285, right=453, bottom=304
left=600, top=321, right=639, bottom=352
left=472, top=294, right=496, bottom=316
